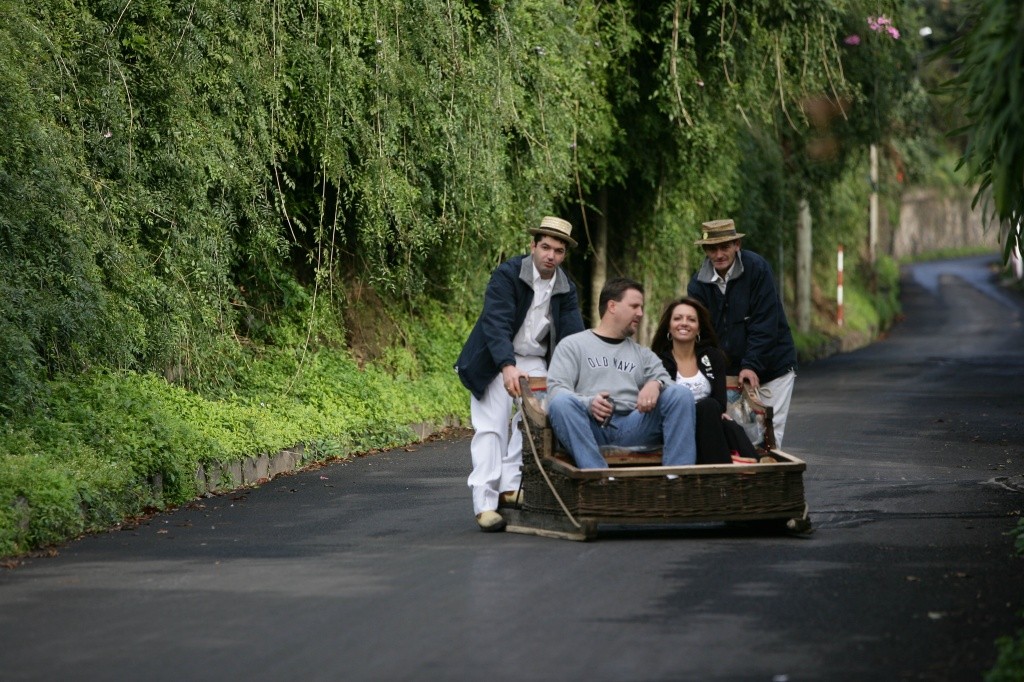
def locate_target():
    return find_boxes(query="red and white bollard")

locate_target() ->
[837,244,844,327]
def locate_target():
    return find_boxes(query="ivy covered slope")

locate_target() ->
[0,0,609,556]
[0,0,924,556]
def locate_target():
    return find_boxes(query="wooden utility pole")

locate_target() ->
[869,143,879,264]
[589,191,608,325]
[796,197,812,333]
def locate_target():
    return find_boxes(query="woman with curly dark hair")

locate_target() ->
[651,297,756,464]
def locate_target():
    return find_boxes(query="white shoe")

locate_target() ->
[498,490,523,508]
[475,511,506,532]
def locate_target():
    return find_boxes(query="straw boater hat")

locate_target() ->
[529,216,577,248]
[694,218,745,246]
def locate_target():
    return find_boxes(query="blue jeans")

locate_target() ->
[547,384,697,469]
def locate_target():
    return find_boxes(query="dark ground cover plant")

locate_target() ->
[0,301,467,557]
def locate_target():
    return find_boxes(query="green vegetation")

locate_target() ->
[950,0,1024,263]
[898,245,999,264]
[0,304,467,557]
[0,0,966,557]
[984,519,1024,682]
[988,632,1024,682]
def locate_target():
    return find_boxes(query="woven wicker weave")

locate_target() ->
[521,450,806,520]
[516,378,808,530]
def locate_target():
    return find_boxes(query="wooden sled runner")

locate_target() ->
[503,377,812,541]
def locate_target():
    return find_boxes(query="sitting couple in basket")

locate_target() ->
[547,277,754,469]
[546,219,796,470]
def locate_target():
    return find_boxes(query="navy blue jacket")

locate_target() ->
[687,250,796,383]
[455,254,585,400]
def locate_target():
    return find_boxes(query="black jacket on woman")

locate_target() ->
[658,345,728,412]
[658,345,756,463]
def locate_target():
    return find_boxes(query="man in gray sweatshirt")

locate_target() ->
[546,277,697,469]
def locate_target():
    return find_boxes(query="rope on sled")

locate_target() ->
[517,394,582,530]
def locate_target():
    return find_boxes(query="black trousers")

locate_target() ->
[695,397,757,464]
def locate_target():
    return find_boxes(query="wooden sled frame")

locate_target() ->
[503,377,812,541]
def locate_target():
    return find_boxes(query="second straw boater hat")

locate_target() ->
[529,216,577,248]
[694,218,745,246]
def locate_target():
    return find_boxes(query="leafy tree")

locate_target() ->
[950,0,1024,260]
[0,0,931,410]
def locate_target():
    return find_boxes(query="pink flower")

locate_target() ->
[866,15,900,39]
[844,34,861,45]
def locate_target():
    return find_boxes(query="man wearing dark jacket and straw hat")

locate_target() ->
[687,218,797,447]
[455,217,585,532]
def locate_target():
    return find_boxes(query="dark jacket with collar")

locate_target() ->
[687,249,797,384]
[657,345,728,412]
[455,254,584,400]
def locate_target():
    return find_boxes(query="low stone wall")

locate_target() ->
[892,187,996,259]
[194,416,465,495]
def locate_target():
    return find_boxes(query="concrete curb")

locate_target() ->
[193,417,465,496]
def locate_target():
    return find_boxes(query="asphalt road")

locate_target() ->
[1,255,1022,682]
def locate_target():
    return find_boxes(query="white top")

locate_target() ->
[675,370,711,401]
[512,263,555,357]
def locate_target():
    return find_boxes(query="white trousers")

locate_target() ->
[762,369,796,449]
[468,355,546,514]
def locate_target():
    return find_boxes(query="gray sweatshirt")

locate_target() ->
[547,330,671,413]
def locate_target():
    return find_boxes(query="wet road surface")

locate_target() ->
[1,255,1022,681]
